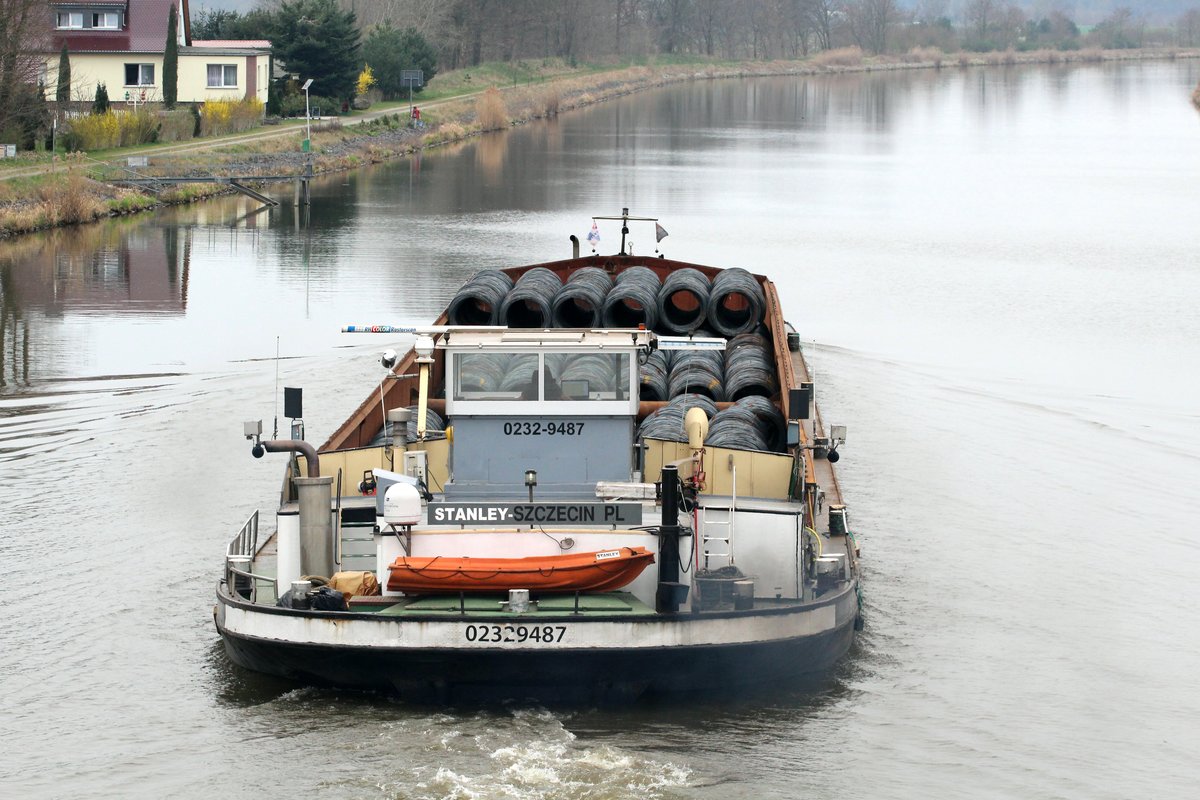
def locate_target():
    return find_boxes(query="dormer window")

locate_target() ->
[92,12,120,29]
[55,9,122,30]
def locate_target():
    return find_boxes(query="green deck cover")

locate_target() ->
[374,591,655,617]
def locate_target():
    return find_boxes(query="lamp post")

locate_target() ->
[301,78,313,149]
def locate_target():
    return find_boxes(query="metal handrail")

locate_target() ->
[227,509,259,558]
[225,563,278,604]
[225,510,268,603]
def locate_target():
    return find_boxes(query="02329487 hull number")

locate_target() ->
[502,421,584,436]
[464,624,567,643]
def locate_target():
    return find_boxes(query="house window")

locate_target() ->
[56,12,83,29]
[206,64,238,88]
[124,64,155,87]
[92,12,120,29]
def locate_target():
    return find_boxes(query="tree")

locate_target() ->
[271,0,361,101]
[363,24,438,100]
[0,0,49,145]
[56,44,71,104]
[93,83,109,114]
[164,5,178,108]
[845,0,898,54]
[1179,9,1200,47]
[192,8,278,40]
[1092,7,1142,49]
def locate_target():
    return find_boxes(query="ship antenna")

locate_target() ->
[272,336,280,439]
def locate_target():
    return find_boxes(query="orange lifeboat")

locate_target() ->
[386,547,656,594]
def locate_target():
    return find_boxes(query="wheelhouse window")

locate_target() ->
[207,64,238,88]
[56,12,83,29]
[454,353,539,401]
[92,12,120,29]
[544,353,630,401]
[124,63,154,87]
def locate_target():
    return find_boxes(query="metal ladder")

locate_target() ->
[701,465,736,568]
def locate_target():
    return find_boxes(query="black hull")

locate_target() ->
[215,602,857,705]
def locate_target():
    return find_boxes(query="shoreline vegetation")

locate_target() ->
[2,47,1197,240]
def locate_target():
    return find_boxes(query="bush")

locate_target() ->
[119,107,158,147]
[62,108,166,150]
[199,98,264,136]
[38,170,103,225]
[475,87,508,131]
[64,112,120,149]
[279,93,340,118]
[158,110,194,143]
[539,88,561,117]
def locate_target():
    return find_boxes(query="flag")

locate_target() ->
[655,223,669,243]
[587,221,601,246]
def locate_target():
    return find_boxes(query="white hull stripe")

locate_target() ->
[221,599,849,652]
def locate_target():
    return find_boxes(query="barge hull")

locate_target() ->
[217,616,856,704]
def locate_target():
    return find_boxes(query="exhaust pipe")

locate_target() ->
[258,439,332,578]
[260,439,320,477]
[570,234,580,259]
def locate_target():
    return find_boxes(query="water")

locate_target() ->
[3,61,1199,798]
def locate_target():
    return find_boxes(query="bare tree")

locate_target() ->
[0,0,50,144]
[844,0,898,54]
[804,0,836,51]
[1178,8,1200,47]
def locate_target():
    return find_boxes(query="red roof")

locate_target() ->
[192,40,270,49]
[51,0,192,53]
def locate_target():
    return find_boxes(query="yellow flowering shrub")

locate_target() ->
[200,98,264,136]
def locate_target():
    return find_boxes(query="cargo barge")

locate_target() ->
[213,212,861,703]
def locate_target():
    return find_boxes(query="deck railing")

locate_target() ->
[225,510,276,603]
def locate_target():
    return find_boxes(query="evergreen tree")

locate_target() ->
[164,5,179,108]
[363,25,438,100]
[56,44,71,105]
[93,83,110,114]
[271,0,361,101]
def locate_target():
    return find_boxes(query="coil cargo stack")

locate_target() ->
[214,212,862,703]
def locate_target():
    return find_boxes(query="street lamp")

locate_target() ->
[301,78,313,147]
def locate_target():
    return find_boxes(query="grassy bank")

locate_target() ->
[2,47,1197,239]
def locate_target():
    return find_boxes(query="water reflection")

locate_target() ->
[0,224,190,388]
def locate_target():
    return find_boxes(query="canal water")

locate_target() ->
[3,60,1199,798]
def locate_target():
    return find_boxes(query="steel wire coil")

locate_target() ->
[667,361,724,401]
[667,348,725,402]
[708,267,766,337]
[555,353,619,389]
[656,268,711,334]
[602,266,661,329]
[723,332,777,400]
[705,406,770,451]
[551,267,613,328]
[500,267,562,328]
[638,350,671,401]
[447,269,514,326]
[458,353,513,392]
[637,394,720,443]
[734,395,787,451]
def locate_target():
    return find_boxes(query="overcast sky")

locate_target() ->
[192,0,260,12]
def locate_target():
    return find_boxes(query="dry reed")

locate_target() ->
[475,87,509,130]
[811,47,864,67]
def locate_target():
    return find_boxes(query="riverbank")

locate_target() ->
[2,46,1196,240]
